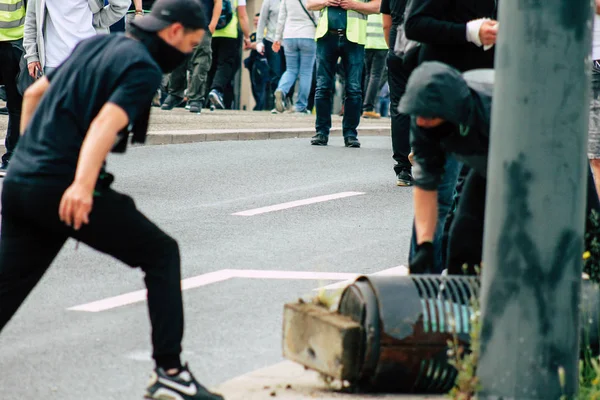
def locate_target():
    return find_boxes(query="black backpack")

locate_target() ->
[217,0,233,30]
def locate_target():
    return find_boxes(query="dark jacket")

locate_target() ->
[404,0,497,72]
[398,62,492,190]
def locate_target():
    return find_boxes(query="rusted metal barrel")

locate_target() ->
[337,275,600,393]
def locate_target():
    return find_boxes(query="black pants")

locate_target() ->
[0,181,183,370]
[387,49,417,174]
[363,49,387,112]
[0,42,23,164]
[447,165,600,275]
[208,36,241,97]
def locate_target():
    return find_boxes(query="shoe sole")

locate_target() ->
[311,141,328,146]
[274,91,285,113]
[208,93,225,109]
[396,179,413,186]
[189,108,201,114]
[345,143,361,148]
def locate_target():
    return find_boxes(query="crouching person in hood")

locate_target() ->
[400,61,599,275]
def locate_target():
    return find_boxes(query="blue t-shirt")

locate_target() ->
[328,7,347,30]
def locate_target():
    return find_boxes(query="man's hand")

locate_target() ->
[409,242,434,274]
[272,41,281,53]
[27,61,42,78]
[256,41,265,54]
[59,182,93,230]
[479,20,498,46]
[339,0,355,10]
[208,20,217,34]
[243,36,252,50]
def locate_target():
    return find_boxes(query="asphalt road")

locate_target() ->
[0,137,414,400]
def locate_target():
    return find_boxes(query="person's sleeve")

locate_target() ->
[93,0,130,29]
[410,120,446,190]
[380,0,391,15]
[256,0,270,42]
[238,0,247,6]
[404,0,468,45]
[275,0,287,42]
[23,2,39,64]
[108,63,162,123]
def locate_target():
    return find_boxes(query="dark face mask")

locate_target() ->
[130,26,188,73]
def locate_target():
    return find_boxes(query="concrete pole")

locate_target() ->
[478,1,594,399]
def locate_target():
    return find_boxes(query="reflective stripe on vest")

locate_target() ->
[213,0,239,39]
[0,0,25,41]
[315,7,368,45]
[365,14,387,50]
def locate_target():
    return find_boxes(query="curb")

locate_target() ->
[146,126,390,145]
[215,361,445,400]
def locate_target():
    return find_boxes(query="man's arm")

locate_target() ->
[133,0,142,12]
[92,0,130,29]
[382,13,392,48]
[307,0,330,12]
[237,6,251,47]
[414,187,438,244]
[20,77,50,134]
[340,0,381,15]
[256,0,270,43]
[23,2,42,77]
[209,0,223,33]
[404,0,469,45]
[58,103,129,230]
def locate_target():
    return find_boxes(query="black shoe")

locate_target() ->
[208,89,225,109]
[344,137,361,148]
[311,134,328,146]
[396,169,414,186]
[161,95,185,110]
[0,161,8,178]
[145,363,224,400]
[188,100,202,114]
[0,107,7,115]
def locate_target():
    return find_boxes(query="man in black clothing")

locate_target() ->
[380,0,415,186]
[401,62,599,274]
[0,1,223,399]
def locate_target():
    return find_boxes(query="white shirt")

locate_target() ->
[44,0,97,68]
[275,0,319,41]
[593,15,600,61]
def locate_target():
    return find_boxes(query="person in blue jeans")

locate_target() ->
[271,0,317,114]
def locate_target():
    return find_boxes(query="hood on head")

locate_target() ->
[398,62,473,126]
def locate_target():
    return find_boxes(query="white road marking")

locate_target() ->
[316,265,409,291]
[68,269,359,313]
[232,192,366,216]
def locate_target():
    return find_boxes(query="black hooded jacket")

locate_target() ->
[404,0,497,72]
[398,62,493,191]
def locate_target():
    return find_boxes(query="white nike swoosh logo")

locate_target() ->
[157,377,198,396]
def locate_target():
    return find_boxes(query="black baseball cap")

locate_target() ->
[132,0,207,32]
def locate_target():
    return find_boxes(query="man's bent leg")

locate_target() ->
[72,190,183,370]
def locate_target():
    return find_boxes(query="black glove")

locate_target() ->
[409,241,434,274]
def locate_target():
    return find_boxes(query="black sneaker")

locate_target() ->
[161,95,185,111]
[396,169,414,186]
[208,89,225,109]
[311,134,328,146]
[188,100,202,114]
[0,107,7,115]
[344,137,361,148]
[145,364,224,400]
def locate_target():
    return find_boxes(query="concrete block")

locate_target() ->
[205,132,239,141]
[171,133,206,144]
[282,302,362,381]
[238,131,270,141]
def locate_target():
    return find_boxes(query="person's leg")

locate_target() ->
[276,39,300,96]
[362,50,373,108]
[161,56,189,110]
[70,189,184,370]
[295,38,317,113]
[187,32,213,112]
[0,183,67,332]
[209,37,239,109]
[387,51,413,183]
[264,39,283,108]
[306,63,317,112]
[0,43,22,167]
[314,35,339,141]
[363,49,381,114]
[340,37,365,142]
[446,170,487,275]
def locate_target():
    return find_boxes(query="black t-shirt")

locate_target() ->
[6,34,162,186]
[380,0,407,49]
[199,0,215,25]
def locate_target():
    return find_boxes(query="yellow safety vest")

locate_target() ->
[0,0,25,41]
[213,0,239,39]
[365,14,387,50]
[315,7,368,45]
